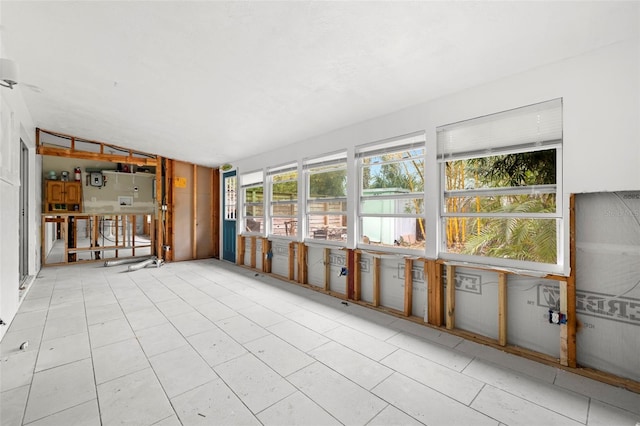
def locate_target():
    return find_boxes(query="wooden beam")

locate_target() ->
[353,251,361,301]
[373,256,381,307]
[155,157,163,260]
[192,164,197,260]
[297,242,307,284]
[498,272,508,347]
[288,241,295,281]
[250,236,257,269]
[262,238,272,273]
[445,265,456,330]
[404,258,413,317]
[324,248,331,291]
[237,235,245,265]
[568,194,578,368]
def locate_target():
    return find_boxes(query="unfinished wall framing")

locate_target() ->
[234,192,639,392]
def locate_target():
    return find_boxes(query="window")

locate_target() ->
[268,163,298,237]
[438,98,562,268]
[241,170,264,234]
[304,152,347,243]
[357,132,426,250]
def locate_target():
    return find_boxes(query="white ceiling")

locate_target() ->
[1,1,637,167]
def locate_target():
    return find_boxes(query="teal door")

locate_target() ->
[222,170,237,262]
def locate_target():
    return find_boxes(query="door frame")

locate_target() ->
[222,170,237,262]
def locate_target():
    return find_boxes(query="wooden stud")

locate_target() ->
[131,215,137,257]
[324,248,331,291]
[211,168,217,259]
[237,235,245,265]
[373,256,381,307]
[445,265,456,330]
[297,242,307,284]
[498,272,508,347]
[434,262,444,326]
[115,215,119,258]
[404,258,413,317]
[192,164,198,260]
[567,194,577,368]
[353,251,361,301]
[262,238,272,273]
[288,242,296,281]
[155,157,164,259]
[250,236,257,269]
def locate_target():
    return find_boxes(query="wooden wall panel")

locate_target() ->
[196,166,215,259]
[172,161,194,261]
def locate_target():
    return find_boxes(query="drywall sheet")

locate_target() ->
[378,257,406,312]
[575,191,640,381]
[507,276,560,357]
[271,240,291,278]
[307,246,325,289]
[445,267,499,340]
[359,253,374,304]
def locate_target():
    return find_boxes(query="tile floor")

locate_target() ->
[1,259,639,426]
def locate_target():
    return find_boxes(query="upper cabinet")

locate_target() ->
[44,180,82,212]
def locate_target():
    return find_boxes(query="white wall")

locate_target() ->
[234,39,640,276]
[0,81,38,340]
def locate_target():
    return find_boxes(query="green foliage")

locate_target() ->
[461,199,557,263]
[310,169,346,198]
[467,149,556,187]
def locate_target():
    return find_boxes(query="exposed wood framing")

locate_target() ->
[192,164,197,260]
[567,194,577,367]
[262,238,272,273]
[237,235,245,265]
[373,256,381,307]
[347,249,354,299]
[297,242,307,284]
[445,264,456,330]
[250,237,257,269]
[288,242,295,281]
[427,260,444,326]
[323,248,330,291]
[212,169,219,259]
[36,128,157,167]
[404,258,413,317]
[498,272,508,347]
[155,157,164,259]
[165,159,174,261]
[353,251,361,301]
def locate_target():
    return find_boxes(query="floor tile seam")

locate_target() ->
[253,387,344,425]
[322,338,402,372]
[478,383,589,424]
[94,363,151,387]
[81,285,105,426]
[552,377,640,415]
[372,373,499,424]
[330,319,401,344]
[21,396,99,426]
[461,354,572,391]
[33,353,93,375]
[281,364,387,426]
[584,396,640,419]
[307,344,397,391]
[382,337,475,374]
[19,292,56,426]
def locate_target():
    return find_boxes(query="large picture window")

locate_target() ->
[241,170,264,235]
[304,152,347,243]
[268,163,298,237]
[438,98,562,268]
[357,132,426,250]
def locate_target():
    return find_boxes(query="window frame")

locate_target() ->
[267,163,299,239]
[241,170,265,236]
[437,99,564,273]
[303,151,348,246]
[356,131,426,253]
